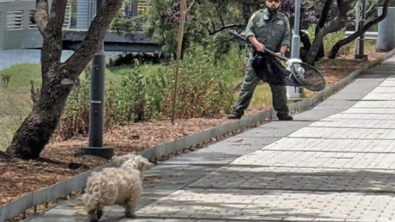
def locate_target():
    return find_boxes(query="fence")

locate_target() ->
[344,31,378,40]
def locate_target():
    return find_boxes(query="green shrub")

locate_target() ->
[54,78,90,141]
[53,42,245,140]
[172,43,235,118]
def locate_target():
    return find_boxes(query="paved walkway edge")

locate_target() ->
[2,49,395,222]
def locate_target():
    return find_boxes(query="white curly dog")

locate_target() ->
[82,153,153,221]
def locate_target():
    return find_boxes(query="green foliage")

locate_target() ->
[53,42,244,141]
[140,0,319,56]
[0,45,255,145]
[110,0,143,32]
[140,0,255,54]
[111,11,140,33]
[141,0,210,53]
[0,64,41,151]
[171,43,235,117]
[54,77,91,141]
[106,66,172,123]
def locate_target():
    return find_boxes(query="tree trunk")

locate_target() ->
[306,0,357,64]
[6,0,123,159]
[0,151,11,160]
[328,0,391,58]
[314,0,334,62]
[306,17,347,64]
[299,31,312,62]
[6,66,74,159]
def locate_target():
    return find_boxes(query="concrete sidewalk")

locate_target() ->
[23,56,395,222]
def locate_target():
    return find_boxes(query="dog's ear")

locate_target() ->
[136,156,153,171]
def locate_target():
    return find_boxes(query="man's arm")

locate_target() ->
[280,45,288,56]
[245,13,265,52]
[280,16,291,55]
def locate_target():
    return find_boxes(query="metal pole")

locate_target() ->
[355,0,367,59]
[89,0,105,148]
[287,0,302,101]
[291,0,301,59]
[354,0,360,56]
[76,0,114,159]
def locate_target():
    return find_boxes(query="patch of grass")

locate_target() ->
[251,84,272,106]
[1,64,42,93]
[0,89,32,151]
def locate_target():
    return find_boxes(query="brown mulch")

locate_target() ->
[0,51,386,215]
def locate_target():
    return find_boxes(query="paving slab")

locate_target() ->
[20,57,395,222]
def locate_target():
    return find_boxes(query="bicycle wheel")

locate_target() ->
[289,62,326,92]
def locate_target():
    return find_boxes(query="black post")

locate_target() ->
[88,44,105,147]
[76,0,114,159]
[355,0,367,60]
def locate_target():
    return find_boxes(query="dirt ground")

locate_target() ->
[0,49,386,214]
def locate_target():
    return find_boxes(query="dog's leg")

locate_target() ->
[88,209,99,222]
[96,204,104,219]
[124,197,137,218]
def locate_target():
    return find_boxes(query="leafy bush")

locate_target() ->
[53,42,245,141]
[54,77,91,141]
[171,44,235,118]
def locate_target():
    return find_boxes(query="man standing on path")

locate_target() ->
[228,0,293,121]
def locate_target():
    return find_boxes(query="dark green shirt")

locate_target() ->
[245,8,291,52]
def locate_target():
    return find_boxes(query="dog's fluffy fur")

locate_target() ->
[82,153,153,221]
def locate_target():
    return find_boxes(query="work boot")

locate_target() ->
[228,112,242,119]
[277,113,293,121]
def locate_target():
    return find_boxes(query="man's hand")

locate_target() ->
[255,42,265,52]
[276,52,284,57]
[248,36,265,52]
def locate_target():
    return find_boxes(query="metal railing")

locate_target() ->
[344,31,378,40]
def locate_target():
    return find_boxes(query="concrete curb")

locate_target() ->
[1,48,395,222]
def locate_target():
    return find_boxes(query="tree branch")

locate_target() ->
[200,22,244,35]
[33,0,49,35]
[39,0,68,77]
[328,0,391,58]
[365,2,378,16]
[307,0,319,10]
[307,0,351,64]
[186,0,197,13]
[64,0,124,78]
[313,0,334,61]
[198,2,244,36]
[215,5,225,28]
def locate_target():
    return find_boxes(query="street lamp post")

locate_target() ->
[76,0,114,159]
[286,0,302,101]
